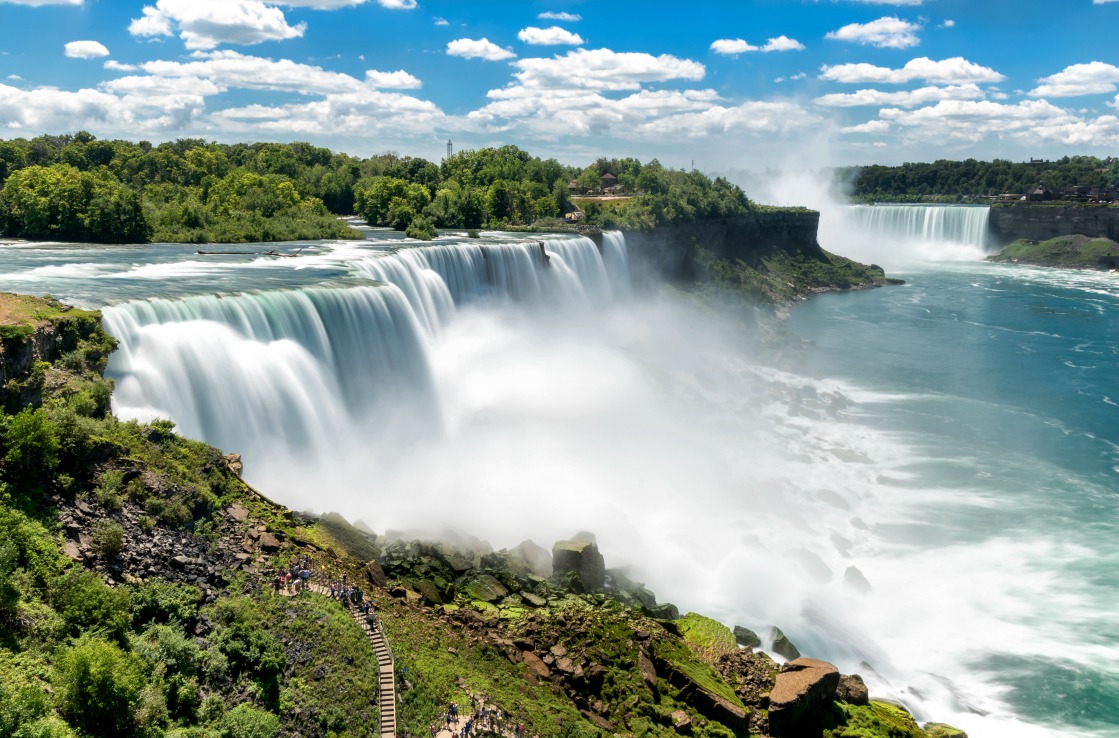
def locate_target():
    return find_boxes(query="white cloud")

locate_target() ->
[0,0,82,5]
[517,26,584,46]
[826,16,922,49]
[211,87,441,136]
[815,83,985,107]
[820,57,1005,85]
[446,38,516,61]
[433,16,448,26]
[635,100,818,138]
[129,0,306,50]
[509,48,704,92]
[711,39,758,54]
[711,36,804,55]
[364,69,421,89]
[763,36,805,52]
[1093,0,1119,4]
[104,60,139,71]
[64,40,110,59]
[842,120,891,134]
[142,50,364,95]
[880,98,1119,146]
[940,19,956,28]
[1030,62,1119,98]
[538,11,581,21]
[0,81,205,134]
[374,0,416,7]
[6,75,22,81]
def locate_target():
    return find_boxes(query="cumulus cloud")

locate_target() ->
[0,81,205,133]
[880,98,1119,146]
[635,100,818,138]
[142,50,365,95]
[517,26,584,46]
[373,0,416,8]
[940,19,956,28]
[826,16,921,49]
[129,0,306,50]
[64,40,110,59]
[842,120,891,134]
[509,48,704,92]
[538,11,581,21]
[446,38,516,61]
[815,83,986,107]
[1030,62,1119,97]
[711,36,804,55]
[820,56,1005,85]
[433,16,448,26]
[104,60,139,71]
[364,69,422,89]
[211,88,441,136]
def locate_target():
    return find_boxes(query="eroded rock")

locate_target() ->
[768,658,840,737]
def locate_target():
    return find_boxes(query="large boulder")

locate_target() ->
[768,626,801,660]
[835,673,869,705]
[364,560,388,587]
[768,658,840,737]
[733,625,762,649]
[552,538,606,592]
[463,574,508,603]
[512,539,553,577]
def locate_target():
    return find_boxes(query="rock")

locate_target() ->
[522,592,546,607]
[638,649,657,691]
[924,723,968,738]
[552,538,606,592]
[511,539,553,577]
[844,566,871,594]
[258,532,282,552]
[670,710,693,734]
[734,625,762,649]
[550,644,568,658]
[63,539,82,561]
[389,586,408,598]
[364,560,388,588]
[171,555,195,569]
[227,503,249,522]
[768,626,801,660]
[409,579,443,606]
[555,657,575,674]
[224,454,243,476]
[768,658,840,738]
[463,574,508,603]
[836,674,869,705]
[579,710,614,732]
[522,651,551,678]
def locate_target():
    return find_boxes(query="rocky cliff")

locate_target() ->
[989,204,1119,247]
[623,210,824,288]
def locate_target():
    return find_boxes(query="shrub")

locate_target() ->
[217,703,280,738]
[51,568,132,642]
[405,215,438,240]
[131,580,202,626]
[10,715,79,738]
[2,408,59,490]
[54,635,147,738]
[90,519,124,559]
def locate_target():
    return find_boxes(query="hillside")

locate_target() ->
[0,294,962,738]
[988,235,1119,270]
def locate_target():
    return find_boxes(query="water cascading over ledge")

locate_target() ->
[846,204,991,251]
[103,234,630,473]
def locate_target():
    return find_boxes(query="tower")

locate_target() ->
[447,139,453,159]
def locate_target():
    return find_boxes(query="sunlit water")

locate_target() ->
[0,217,1114,737]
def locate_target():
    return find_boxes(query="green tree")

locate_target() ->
[55,635,147,738]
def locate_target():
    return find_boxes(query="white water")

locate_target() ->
[11,225,1102,738]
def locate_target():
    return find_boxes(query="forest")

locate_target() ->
[0,133,755,244]
[834,156,1119,202]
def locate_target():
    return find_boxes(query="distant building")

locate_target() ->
[1028,183,1054,202]
[1026,158,1051,166]
[599,173,618,189]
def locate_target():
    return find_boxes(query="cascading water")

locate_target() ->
[0,225,1114,738]
[822,204,992,268]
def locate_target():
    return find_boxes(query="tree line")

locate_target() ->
[0,133,757,244]
[834,156,1119,202]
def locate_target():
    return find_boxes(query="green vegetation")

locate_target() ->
[988,235,1119,269]
[836,155,1119,202]
[824,701,926,738]
[675,612,737,663]
[0,134,759,243]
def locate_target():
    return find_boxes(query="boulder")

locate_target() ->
[258,532,282,552]
[522,651,551,678]
[924,723,968,738]
[224,454,243,476]
[463,574,508,603]
[512,539,553,577]
[552,538,606,592]
[734,625,762,649]
[364,560,388,588]
[844,566,871,594]
[670,710,693,734]
[835,674,869,705]
[638,648,657,691]
[768,658,840,738]
[768,626,801,660]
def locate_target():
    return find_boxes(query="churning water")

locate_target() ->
[0,213,1114,737]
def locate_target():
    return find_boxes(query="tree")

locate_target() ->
[55,635,147,738]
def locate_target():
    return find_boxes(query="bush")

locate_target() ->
[2,408,59,491]
[90,519,124,559]
[54,635,147,738]
[405,215,438,240]
[51,569,132,642]
[131,580,202,626]
[10,715,79,738]
[217,703,279,738]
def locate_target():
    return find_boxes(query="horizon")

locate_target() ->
[1,0,1118,171]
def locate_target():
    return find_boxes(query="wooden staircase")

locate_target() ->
[308,581,396,737]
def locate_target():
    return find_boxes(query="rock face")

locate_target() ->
[768,626,801,660]
[768,658,841,737]
[511,539,552,577]
[551,539,605,592]
[733,625,762,648]
[835,673,869,705]
[988,203,1119,247]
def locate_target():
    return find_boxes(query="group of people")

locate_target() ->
[273,555,314,594]
[430,696,527,738]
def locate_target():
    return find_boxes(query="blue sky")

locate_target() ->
[1,0,1118,170]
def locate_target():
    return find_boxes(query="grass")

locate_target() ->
[675,612,737,664]
[824,701,928,738]
[990,235,1119,269]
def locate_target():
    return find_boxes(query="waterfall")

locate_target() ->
[103,233,632,476]
[819,204,991,269]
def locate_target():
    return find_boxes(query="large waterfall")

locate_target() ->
[821,204,991,268]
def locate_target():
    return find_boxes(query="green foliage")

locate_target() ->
[405,214,438,240]
[354,176,431,228]
[675,612,737,663]
[989,235,1119,269]
[90,519,125,559]
[51,568,132,642]
[217,703,280,738]
[824,700,927,738]
[54,634,147,738]
[838,155,1119,201]
[2,408,60,489]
